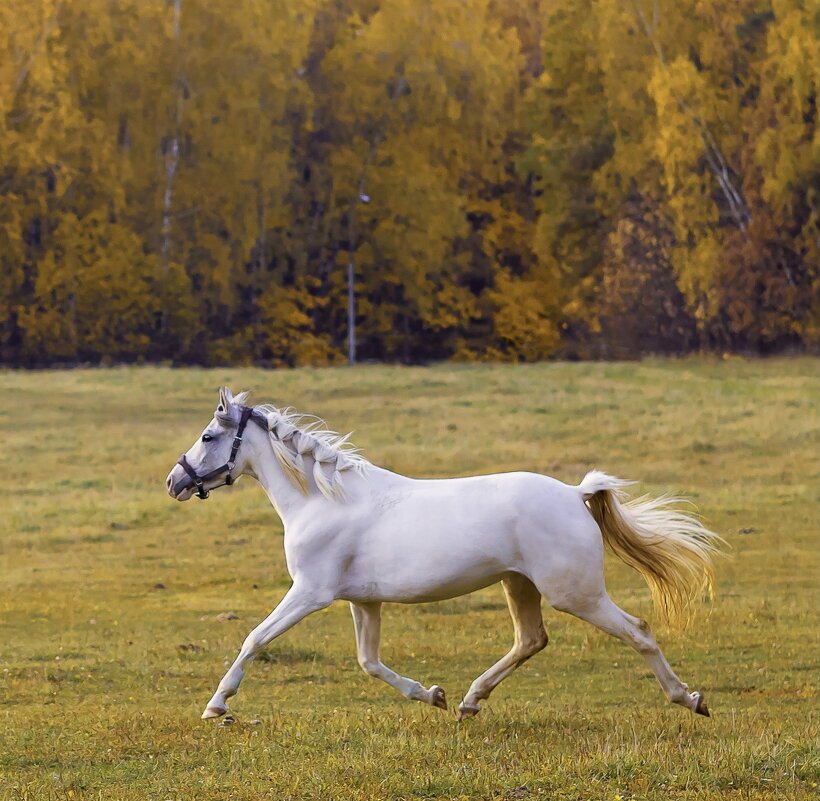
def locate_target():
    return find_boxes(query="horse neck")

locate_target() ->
[244,427,391,521]
[244,432,311,523]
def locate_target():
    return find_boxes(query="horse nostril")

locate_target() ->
[166,474,174,493]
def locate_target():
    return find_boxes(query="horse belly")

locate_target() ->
[339,489,521,603]
[343,562,511,604]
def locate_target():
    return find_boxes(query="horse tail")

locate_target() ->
[577,470,725,626]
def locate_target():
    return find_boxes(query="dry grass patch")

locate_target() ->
[0,358,817,800]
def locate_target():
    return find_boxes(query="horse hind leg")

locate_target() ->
[553,592,709,716]
[350,601,447,711]
[457,573,548,721]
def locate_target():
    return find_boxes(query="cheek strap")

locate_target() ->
[176,406,262,500]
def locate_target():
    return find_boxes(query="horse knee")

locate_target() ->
[517,627,548,660]
[527,628,549,654]
[630,620,657,655]
[240,631,264,659]
[358,657,381,678]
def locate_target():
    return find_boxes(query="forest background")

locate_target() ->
[1,0,818,366]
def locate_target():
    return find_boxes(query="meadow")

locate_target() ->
[0,358,817,801]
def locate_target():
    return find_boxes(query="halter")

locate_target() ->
[176,405,268,500]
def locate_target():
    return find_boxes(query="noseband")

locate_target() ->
[176,405,268,499]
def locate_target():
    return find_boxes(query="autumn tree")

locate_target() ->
[0,0,816,365]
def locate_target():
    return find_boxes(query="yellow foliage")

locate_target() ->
[257,283,339,367]
[0,0,817,363]
[488,271,560,361]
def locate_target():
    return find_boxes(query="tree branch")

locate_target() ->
[631,0,751,232]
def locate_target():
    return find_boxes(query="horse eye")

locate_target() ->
[202,433,214,443]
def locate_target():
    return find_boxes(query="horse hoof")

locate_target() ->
[430,685,447,710]
[693,692,710,717]
[455,702,480,722]
[201,705,228,720]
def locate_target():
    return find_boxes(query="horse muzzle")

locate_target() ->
[166,467,196,501]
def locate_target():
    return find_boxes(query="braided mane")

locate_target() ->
[223,392,369,501]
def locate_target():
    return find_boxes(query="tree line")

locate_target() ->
[1,0,818,366]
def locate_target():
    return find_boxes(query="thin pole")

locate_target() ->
[347,239,356,365]
[161,0,183,271]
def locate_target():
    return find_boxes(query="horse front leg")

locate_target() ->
[350,601,447,711]
[202,584,330,720]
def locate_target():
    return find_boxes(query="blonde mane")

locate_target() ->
[223,392,369,501]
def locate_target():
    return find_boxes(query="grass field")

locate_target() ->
[1,359,818,801]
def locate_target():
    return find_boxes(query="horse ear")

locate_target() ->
[217,386,234,413]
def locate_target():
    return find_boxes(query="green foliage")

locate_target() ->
[0,0,817,364]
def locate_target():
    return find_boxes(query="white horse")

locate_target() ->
[165,387,723,722]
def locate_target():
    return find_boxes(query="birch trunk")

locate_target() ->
[631,0,751,232]
[161,0,182,270]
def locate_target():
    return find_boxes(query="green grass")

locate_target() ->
[0,358,818,800]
